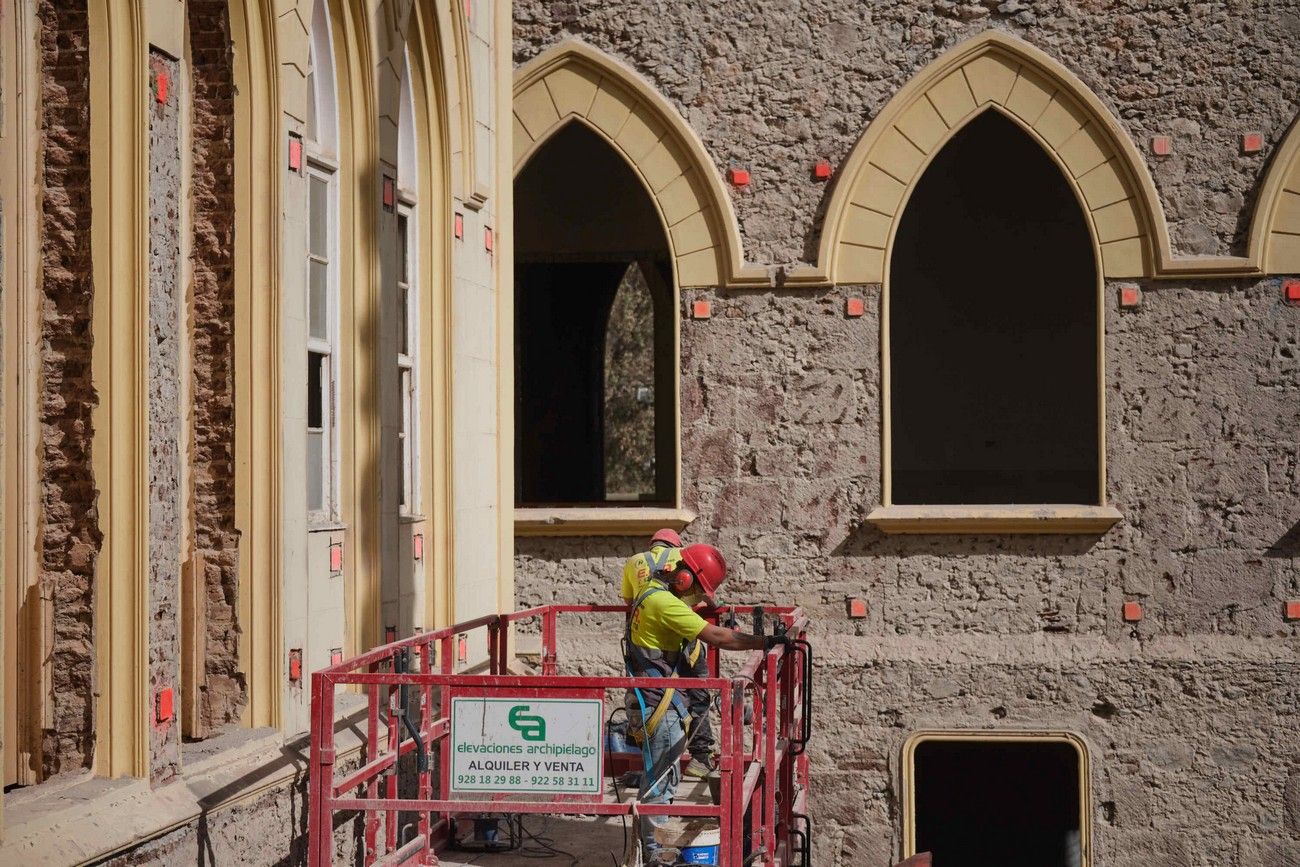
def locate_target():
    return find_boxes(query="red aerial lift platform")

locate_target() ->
[307,603,813,867]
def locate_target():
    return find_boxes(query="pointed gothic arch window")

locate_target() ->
[514,122,676,507]
[889,110,1100,506]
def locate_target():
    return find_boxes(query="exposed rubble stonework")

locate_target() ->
[516,280,1300,865]
[148,50,183,786]
[37,0,100,778]
[187,0,247,733]
[514,3,1300,263]
[514,8,1300,864]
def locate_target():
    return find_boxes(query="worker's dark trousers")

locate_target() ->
[686,640,714,762]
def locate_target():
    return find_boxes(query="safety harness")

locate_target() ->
[624,579,703,798]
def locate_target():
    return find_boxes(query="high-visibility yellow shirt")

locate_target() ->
[629,580,707,651]
[620,547,682,602]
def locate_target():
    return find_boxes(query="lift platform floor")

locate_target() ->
[436,775,720,866]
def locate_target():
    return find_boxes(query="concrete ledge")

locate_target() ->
[514,506,697,537]
[866,504,1123,535]
[0,703,368,865]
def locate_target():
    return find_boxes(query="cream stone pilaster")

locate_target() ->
[1,0,43,797]
[89,0,150,778]
[231,0,287,731]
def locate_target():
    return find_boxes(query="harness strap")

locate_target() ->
[625,583,689,736]
[644,546,673,574]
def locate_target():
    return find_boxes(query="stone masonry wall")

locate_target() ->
[187,0,246,733]
[148,50,182,786]
[38,0,101,778]
[515,1,1300,263]
[513,10,1300,861]
[517,280,1300,865]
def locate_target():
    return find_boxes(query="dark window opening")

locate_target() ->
[913,739,1084,867]
[514,122,675,507]
[890,110,1098,505]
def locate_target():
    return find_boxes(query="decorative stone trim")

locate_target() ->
[514,506,696,537]
[814,30,1300,282]
[819,31,1163,282]
[866,504,1123,535]
[513,40,765,288]
[1257,114,1300,273]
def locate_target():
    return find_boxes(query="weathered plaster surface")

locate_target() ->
[188,0,246,733]
[38,0,101,778]
[515,279,1300,863]
[514,1,1300,263]
[513,8,1300,862]
[149,50,183,786]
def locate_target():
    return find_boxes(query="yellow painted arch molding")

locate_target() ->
[815,30,1299,282]
[513,39,765,288]
[1257,112,1300,273]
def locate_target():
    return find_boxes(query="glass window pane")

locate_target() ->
[401,369,412,508]
[397,214,408,285]
[308,351,325,430]
[307,430,324,512]
[310,176,328,257]
[306,68,317,144]
[310,259,328,340]
[399,285,409,357]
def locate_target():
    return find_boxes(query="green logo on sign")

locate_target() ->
[508,705,546,741]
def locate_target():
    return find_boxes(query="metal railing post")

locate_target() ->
[308,671,336,867]
[764,651,779,859]
[365,662,381,866]
[541,609,558,675]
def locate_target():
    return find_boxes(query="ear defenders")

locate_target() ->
[669,566,696,595]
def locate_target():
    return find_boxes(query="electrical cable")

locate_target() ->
[509,814,580,864]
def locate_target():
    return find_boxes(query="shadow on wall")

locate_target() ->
[1267,517,1300,557]
[832,522,1103,558]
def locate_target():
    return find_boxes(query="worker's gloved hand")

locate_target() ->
[764,634,793,651]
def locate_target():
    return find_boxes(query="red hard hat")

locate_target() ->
[650,528,682,549]
[678,543,727,601]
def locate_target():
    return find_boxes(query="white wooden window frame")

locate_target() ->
[396,196,419,515]
[304,0,340,525]
[305,159,339,524]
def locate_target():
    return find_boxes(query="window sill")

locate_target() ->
[515,506,697,537]
[866,504,1123,535]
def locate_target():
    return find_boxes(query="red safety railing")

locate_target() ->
[308,603,812,867]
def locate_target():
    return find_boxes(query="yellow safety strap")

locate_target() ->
[644,641,701,737]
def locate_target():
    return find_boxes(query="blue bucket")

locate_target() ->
[679,829,720,864]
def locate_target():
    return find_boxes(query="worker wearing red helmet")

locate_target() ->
[624,542,790,863]
[620,529,716,778]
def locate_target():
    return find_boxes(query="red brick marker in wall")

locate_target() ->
[1123,601,1144,622]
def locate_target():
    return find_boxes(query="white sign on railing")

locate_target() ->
[449,696,604,795]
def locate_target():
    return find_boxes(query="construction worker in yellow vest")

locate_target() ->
[620,530,715,779]
[624,543,792,863]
